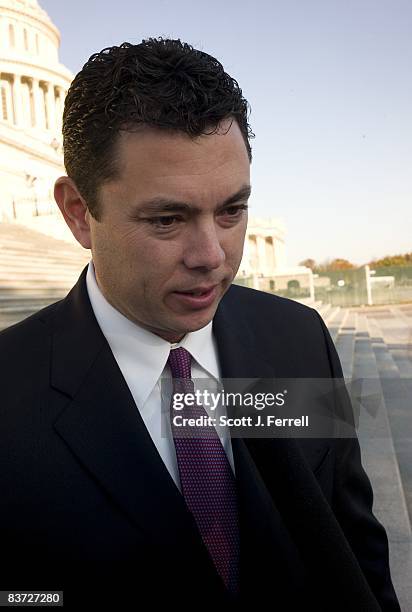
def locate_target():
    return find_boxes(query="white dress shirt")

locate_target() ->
[85,261,235,491]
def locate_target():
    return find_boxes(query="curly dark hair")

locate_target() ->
[62,37,254,220]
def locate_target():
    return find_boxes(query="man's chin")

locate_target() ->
[176,312,215,334]
[168,306,218,338]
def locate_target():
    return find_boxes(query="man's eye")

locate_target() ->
[222,204,248,217]
[147,216,181,228]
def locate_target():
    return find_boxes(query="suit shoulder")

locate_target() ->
[226,283,318,321]
[221,284,333,377]
[0,299,61,351]
[0,301,62,401]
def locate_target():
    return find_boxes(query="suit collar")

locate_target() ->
[48,266,107,398]
[49,267,277,399]
[85,260,221,407]
[213,285,277,381]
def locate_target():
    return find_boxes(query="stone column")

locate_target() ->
[275,239,285,269]
[237,234,248,275]
[308,270,315,301]
[55,85,65,130]
[44,81,56,130]
[31,78,44,128]
[12,74,24,126]
[256,235,267,276]
[252,274,260,290]
[264,237,275,273]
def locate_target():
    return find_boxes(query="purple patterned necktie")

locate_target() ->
[168,347,240,595]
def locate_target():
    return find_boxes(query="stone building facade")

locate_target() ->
[239,216,286,277]
[0,0,72,222]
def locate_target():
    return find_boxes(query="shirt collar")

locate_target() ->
[85,261,220,406]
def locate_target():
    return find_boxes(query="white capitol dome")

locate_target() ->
[0,0,72,222]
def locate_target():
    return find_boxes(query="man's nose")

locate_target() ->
[183,223,226,270]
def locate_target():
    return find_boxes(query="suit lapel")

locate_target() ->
[213,288,381,609]
[47,267,226,588]
[213,288,276,381]
[213,292,308,598]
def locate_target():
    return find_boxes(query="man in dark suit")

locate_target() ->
[0,38,400,610]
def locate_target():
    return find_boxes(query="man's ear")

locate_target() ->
[54,176,92,249]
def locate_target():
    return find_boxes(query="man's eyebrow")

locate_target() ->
[137,184,252,213]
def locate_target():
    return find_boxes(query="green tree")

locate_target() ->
[368,252,412,267]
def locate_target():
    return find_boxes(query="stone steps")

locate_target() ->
[324,305,341,325]
[354,316,410,498]
[384,306,412,379]
[0,277,82,287]
[334,311,357,380]
[315,302,332,319]
[0,223,88,327]
[367,317,412,515]
[0,223,89,260]
[0,252,88,266]
[328,308,349,344]
[0,297,62,317]
[333,311,412,609]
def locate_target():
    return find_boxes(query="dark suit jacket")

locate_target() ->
[0,267,400,611]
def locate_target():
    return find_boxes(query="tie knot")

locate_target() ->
[167,347,192,379]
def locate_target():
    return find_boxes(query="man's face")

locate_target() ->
[87,118,251,343]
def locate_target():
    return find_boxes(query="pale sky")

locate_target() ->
[40,0,412,266]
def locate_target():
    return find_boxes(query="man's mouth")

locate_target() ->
[171,285,219,309]
[174,285,218,296]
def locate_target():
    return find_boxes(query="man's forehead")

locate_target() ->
[109,121,250,204]
[116,119,247,164]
